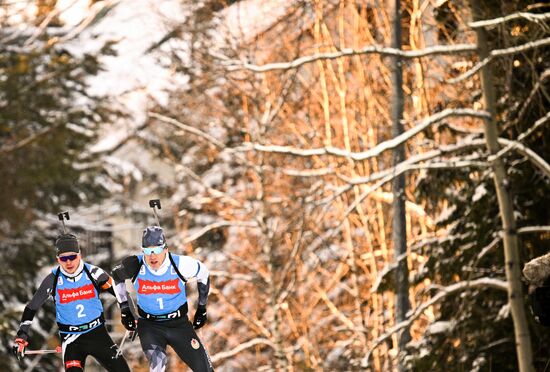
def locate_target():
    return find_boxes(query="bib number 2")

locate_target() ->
[76,304,86,318]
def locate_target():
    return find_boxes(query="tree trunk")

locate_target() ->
[390,0,411,370]
[469,2,534,371]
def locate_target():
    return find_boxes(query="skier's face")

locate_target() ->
[57,252,81,273]
[143,248,167,269]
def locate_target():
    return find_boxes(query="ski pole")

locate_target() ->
[57,212,70,233]
[115,330,135,359]
[149,199,162,227]
[25,346,62,355]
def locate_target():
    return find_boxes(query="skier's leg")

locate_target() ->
[138,319,169,372]
[61,333,87,371]
[86,326,131,372]
[167,318,213,372]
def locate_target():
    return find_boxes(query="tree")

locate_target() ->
[390,2,412,370]
[0,3,120,370]
[138,0,550,370]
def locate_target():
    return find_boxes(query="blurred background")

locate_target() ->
[0,0,549,371]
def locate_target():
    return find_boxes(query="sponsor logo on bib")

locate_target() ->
[58,284,96,304]
[137,279,180,295]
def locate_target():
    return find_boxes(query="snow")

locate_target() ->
[59,0,188,137]
[104,155,143,182]
[219,0,295,44]
[435,204,456,225]
[426,320,454,335]
[472,184,487,202]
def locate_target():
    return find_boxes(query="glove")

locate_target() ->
[193,305,207,329]
[120,302,137,331]
[12,333,28,361]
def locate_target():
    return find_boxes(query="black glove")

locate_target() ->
[193,305,207,329]
[120,302,137,331]
[11,331,28,361]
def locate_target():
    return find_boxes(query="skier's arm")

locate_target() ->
[89,265,116,297]
[111,255,141,304]
[178,256,210,306]
[16,273,55,338]
[111,256,140,331]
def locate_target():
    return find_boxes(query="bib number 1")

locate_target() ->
[157,298,164,310]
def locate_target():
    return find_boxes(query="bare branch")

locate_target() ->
[211,287,272,338]
[91,121,152,155]
[209,270,256,282]
[448,37,550,83]
[0,122,63,154]
[225,43,477,73]
[211,338,275,364]
[362,278,508,367]
[518,226,550,234]
[182,220,259,245]
[469,11,550,29]
[24,0,79,46]
[175,163,244,209]
[496,138,550,180]
[149,112,226,149]
[510,69,550,130]
[237,109,489,161]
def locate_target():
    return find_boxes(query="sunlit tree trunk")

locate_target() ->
[390,1,411,370]
[469,1,533,371]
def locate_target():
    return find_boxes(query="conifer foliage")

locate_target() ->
[0,6,119,371]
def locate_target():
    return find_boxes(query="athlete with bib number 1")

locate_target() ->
[11,212,131,371]
[112,199,214,372]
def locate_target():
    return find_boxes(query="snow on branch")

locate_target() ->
[448,36,550,83]
[513,105,550,143]
[237,109,489,161]
[518,226,550,234]
[362,277,508,368]
[225,43,477,73]
[469,11,550,29]
[496,138,550,180]
[176,163,244,209]
[210,338,275,364]
[91,121,152,155]
[510,69,550,130]
[149,112,226,149]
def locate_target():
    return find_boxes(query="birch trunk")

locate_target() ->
[469,2,533,371]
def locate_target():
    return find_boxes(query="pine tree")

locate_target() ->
[410,1,550,369]
[0,14,120,372]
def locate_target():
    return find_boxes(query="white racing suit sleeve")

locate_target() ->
[178,256,210,306]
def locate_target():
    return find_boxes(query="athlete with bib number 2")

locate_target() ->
[12,232,131,371]
[112,225,214,372]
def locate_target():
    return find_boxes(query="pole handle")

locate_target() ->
[148,199,161,227]
[57,211,70,234]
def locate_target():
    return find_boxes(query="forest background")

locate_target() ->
[0,0,549,371]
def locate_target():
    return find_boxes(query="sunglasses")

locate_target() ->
[142,245,165,255]
[58,254,78,262]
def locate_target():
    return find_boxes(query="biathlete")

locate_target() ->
[112,225,213,372]
[12,233,131,371]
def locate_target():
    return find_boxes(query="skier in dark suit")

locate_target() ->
[12,233,131,371]
[112,226,213,372]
